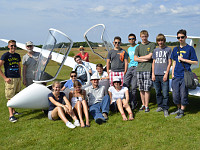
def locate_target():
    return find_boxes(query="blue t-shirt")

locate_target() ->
[128,44,139,67]
[48,92,65,111]
[171,44,198,78]
[152,46,172,75]
[64,79,83,89]
[1,52,21,78]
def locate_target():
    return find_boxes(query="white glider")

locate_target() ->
[1,24,112,109]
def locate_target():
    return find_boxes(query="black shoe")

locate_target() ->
[9,116,17,123]
[95,118,106,125]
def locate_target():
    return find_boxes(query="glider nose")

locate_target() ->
[7,83,51,109]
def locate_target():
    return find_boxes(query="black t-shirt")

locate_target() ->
[1,52,21,78]
[48,92,65,111]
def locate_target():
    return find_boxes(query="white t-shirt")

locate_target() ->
[108,86,128,103]
[93,71,108,78]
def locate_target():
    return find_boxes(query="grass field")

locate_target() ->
[0,47,200,150]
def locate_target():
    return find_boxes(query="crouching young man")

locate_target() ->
[85,74,110,124]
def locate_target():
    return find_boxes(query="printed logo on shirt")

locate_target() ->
[117,51,125,62]
[155,51,167,64]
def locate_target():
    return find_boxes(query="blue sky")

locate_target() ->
[1,0,200,46]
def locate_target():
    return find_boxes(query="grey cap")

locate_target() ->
[26,41,33,46]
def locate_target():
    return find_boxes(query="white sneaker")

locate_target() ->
[66,121,76,129]
[74,120,81,127]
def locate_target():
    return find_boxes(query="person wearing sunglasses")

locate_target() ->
[22,41,40,87]
[170,29,198,118]
[134,30,156,113]
[106,36,128,86]
[0,40,21,122]
[123,33,139,110]
[76,46,89,62]
[61,71,83,91]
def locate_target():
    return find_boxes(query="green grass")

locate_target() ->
[0,48,200,150]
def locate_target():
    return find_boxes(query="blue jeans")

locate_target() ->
[123,66,137,103]
[153,75,169,110]
[89,95,110,121]
[171,77,188,106]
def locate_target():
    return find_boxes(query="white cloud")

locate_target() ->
[90,6,105,12]
[155,5,167,14]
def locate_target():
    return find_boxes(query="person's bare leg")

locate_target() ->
[144,91,150,107]
[51,107,69,124]
[74,101,85,127]
[67,105,78,121]
[8,107,14,117]
[122,99,134,120]
[116,99,127,121]
[140,91,145,106]
[82,100,90,126]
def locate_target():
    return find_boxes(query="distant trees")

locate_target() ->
[0,41,181,51]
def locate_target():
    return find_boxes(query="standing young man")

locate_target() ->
[0,40,21,122]
[107,36,128,86]
[171,29,198,118]
[152,34,172,117]
[134,30,156,112]
[22,41,40,87]
[123,33,139,109]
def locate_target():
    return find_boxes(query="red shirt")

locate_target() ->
[76,52,89,62]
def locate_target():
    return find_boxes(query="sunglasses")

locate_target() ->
[114,42,121,44]
[177,36,185,39]
[129,38,135,40]
[80,49,84,51]
[10,45,17,47]
[71,75,77,77]
[27,45,33,47]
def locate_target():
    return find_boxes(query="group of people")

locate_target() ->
[0,40,39,122]
[0,29,198,127]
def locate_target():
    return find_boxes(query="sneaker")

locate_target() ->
[156,107,163,112]
[13,111,22,115]
[95,118,106,125]
[102,113,108,120]
[145,107,150,113]
[9,116,17,123]
[175,113,184,119]
[170,109,180,115]
[164,110,169,117]
[139,105,145,111]
[66,121,76,129]
[74,120,81,127]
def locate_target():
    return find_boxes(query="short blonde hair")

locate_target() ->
[8,40,16,45]
[52,81,61,88]
[156,34,166,43]
[140,30,149,36]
